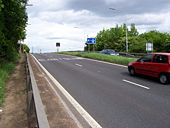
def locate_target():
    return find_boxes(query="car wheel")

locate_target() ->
[129,67,135,76]
[159,73,168,84]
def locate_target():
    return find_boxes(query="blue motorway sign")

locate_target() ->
[87,38,96,44]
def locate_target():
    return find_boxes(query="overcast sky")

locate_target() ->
[25,0,170,53]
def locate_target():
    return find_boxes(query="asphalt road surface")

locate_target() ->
[33,53,170,128]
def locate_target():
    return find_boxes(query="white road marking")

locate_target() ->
[60,54,127,68]
[58,58,63,60]
[63,58,72,60]
[38,59,46,62]
[88,59,127,68]
[44,77,83,128]
[47,58,58,61]
[32,55,102,128]
[75,63,83,67]
[75,57,84,60]
[62,57,84,61]
[123,79,150,90]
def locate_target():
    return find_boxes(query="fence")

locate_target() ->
[26,54,50,128]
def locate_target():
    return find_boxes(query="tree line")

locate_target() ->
[0,0,28,61]
[86,24,170,53]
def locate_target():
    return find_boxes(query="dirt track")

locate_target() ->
[0,54,79,128]
[0,54,28,128]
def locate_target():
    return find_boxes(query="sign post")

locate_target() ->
[86,38,96,52]
[146,42,153,53]
[56,42,60,52]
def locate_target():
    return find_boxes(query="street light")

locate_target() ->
[109,8,117,11]
[24,2,33,53]
[26,4,33,6]
[109,8,129,52]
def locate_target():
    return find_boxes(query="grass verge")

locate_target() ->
[0,62,15,106]
[59,52,137,65]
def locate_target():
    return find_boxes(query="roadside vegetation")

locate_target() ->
[61,24,170,67]
[0,0,29,106]
[59,52,136,66]
[0,62,15,106]
[85,24,170,53]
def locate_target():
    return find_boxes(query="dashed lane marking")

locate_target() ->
[123,79,150,90]
[75,64,83,67]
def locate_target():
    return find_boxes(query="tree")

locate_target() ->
[128,36,146,53]
[0,0,28,61]
[95,24,131,52]
[139,31,170,52]
[129,23,139,36]
[22,43,30,53]
[95,23,170,53]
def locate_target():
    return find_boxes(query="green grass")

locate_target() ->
[59,51,137,65]
[0,62,15,106]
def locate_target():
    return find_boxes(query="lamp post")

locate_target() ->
[126,27,128,52]
[25,2,33,53]
[26,4,33,6]
[109,8,129,52]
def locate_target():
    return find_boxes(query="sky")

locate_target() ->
[25,0,170,53]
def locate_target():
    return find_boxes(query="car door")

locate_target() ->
[135,54,153,75]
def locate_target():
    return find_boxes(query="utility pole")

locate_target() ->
[109,7,129,53]
[126,27,128,52]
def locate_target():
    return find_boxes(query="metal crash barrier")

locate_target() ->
[26,54,50,128]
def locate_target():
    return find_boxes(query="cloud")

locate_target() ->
[67,0,170,16]
[26,0,170,52]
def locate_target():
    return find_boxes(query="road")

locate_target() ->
[33,53,170,128]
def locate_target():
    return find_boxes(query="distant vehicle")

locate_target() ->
[128,53,170,84]
[100,49,119,56]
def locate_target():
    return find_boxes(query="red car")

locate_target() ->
[128,53,170,84]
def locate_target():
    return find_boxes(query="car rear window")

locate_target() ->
[153,55,168,63]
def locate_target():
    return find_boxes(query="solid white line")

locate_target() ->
[75,63,83,67]
[44,76,83,128]
[123,79,150,90]
[32,54,102,128]
[87,58,127,68]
